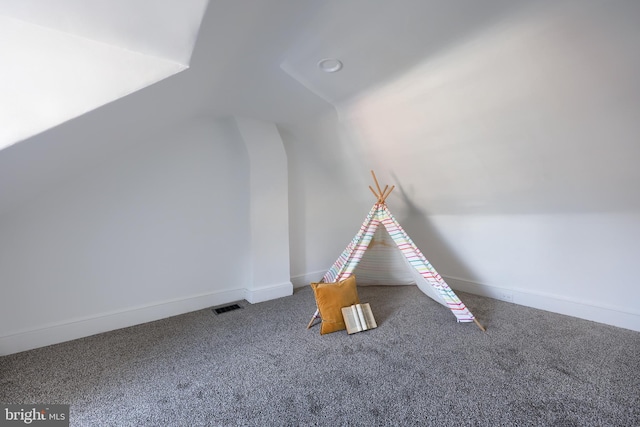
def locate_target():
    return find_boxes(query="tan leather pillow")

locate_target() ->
[310,275,360,335]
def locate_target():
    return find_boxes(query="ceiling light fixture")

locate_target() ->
[317,58,343,73]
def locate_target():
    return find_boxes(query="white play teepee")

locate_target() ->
[308,171,485,331]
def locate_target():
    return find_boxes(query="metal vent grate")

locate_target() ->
[213,304,242,315]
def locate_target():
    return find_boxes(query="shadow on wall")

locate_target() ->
[391,173,477,285]
[279,115,374,279]
[280,125,307,279]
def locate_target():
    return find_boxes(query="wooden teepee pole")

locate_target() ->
[473,318,486,332]
[369,185,380,200]
[381,185,395,203]
[307,309,320,329]
[381,184,389,199]
[371,170,383,198]
[369,171,395,204]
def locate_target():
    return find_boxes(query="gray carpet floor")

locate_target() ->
[1,286,639,426]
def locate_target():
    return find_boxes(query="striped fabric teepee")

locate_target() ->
[308,171,485,331]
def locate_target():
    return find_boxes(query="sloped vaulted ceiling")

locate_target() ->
[0,0,208,150]
[2,0,639,217]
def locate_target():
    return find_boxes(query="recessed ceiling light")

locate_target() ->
[318,58,343,73]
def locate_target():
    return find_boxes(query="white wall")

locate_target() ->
[282,1,640,331]
[235,117,293,302]
[394,210,640,331]
[0,118,251,355]
[279,111,375,285]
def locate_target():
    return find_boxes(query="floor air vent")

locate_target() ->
[213,304,242,315]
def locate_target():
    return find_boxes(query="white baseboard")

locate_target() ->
[291,270,326,288]
[1,281,298,356]
[244,281,293,303]
[0,288,245,356]
[8,273,634,356]
[443,275,640,332]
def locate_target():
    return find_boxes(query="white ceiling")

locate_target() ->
[0,0,207,150]
[186,0,526,122]
[2,0,639,216]
[0,0,543,148]
[279,0,518,105]
[0,0,208,63]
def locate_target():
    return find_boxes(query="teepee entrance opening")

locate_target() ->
[352,225,416,286]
